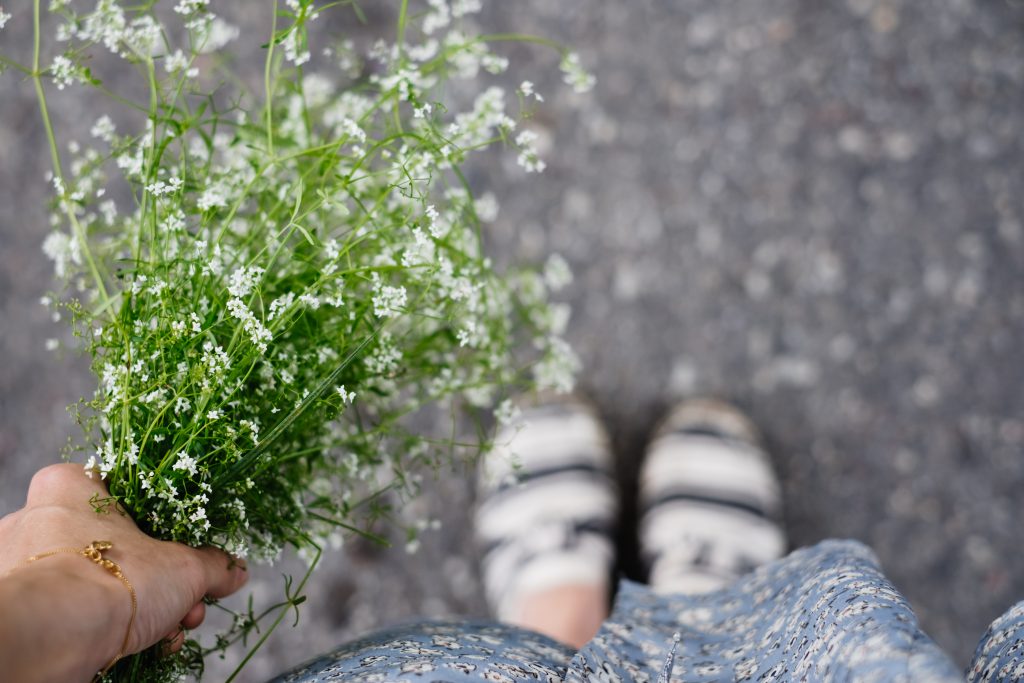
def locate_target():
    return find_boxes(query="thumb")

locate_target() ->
[192,546,248,599]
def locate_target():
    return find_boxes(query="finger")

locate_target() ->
[193,546,248,599]
[181,602,206,630]
[162,627,186,656]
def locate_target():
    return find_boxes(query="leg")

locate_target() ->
[513,583,608,649]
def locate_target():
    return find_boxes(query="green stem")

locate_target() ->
[136,56,161,262]
[264,0,278,157]
[307,512,389,545]
[224,547,321,682]
[396,0,409,51]
[0,53,32,76]
[31,0,110,305]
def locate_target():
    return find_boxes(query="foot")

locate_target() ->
[639,399,786,594]
[474,397,617,632]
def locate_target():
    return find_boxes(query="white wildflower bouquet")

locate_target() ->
[0,0,591,679]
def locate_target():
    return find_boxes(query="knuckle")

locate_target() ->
[28,463,73,494]
[171,543,209,595]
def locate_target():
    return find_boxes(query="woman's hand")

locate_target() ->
[0,463,248,681]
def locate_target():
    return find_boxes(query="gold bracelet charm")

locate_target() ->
[18,541,137,681]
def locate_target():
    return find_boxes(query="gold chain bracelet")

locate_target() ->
[14,541,137,682]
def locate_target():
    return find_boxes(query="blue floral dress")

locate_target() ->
[269,540,1023,682]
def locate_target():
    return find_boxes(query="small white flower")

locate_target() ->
[475,192,499,222]
[190,506,210,532]
[173,0,208,14]
[125,440,140,465]
[42,230,81,279]
[515,130,546,173]
[407,40,439,63]
[422,0,450,34]
[197,182,229,211]
[519,80,543,102]
[228,266,264,298]
[196,17,239,54]
[425,204,443,238]
[282,29,310,65]
[125,15,161,56]
[560,52,596,94]
[207,409,221,420]
[543,253,573,292]
[164,49,197,77]
[494,399,523,428]
[451,0,482,16]
[533,336,580,393]
[239,419,260,443]
[172,452,199,476]
[335,385,356,404]
[50,55,83,90]
[146,176,183,197]
[0,8,10,31]
[268,292,296,321]
[45,338,59,351]
[370,273,408,318]
[482,54,509,74]
[227,297,273,353]
[456,320,484,348]
[90,115,116,142]
[99,200,118,225]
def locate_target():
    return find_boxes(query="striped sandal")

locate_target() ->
[639,399,787,594]
[474,397,618,623]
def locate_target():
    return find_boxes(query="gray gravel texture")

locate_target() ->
[3,0,1024,679]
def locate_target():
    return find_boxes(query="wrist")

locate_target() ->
[0,553,132,682]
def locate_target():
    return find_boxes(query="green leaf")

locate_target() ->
[290,221,316,245]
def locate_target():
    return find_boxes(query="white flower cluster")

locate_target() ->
[335,385,356,404]
[50,55,85,90]
[90,115,116,142]
[41,230,81,278]
[146,176,183,197]
[194,17,239,54]
[515,130,546,173]
[370,273,408,318]
[561,52,596,94]
[173,0,208,15]
[46,0,241,91]
[165,50,198,77]
[227,297,273,353]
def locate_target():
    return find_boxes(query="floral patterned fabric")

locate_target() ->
[269,621,573,683]
[968,601,1024,682]
[270,540,1016,682]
